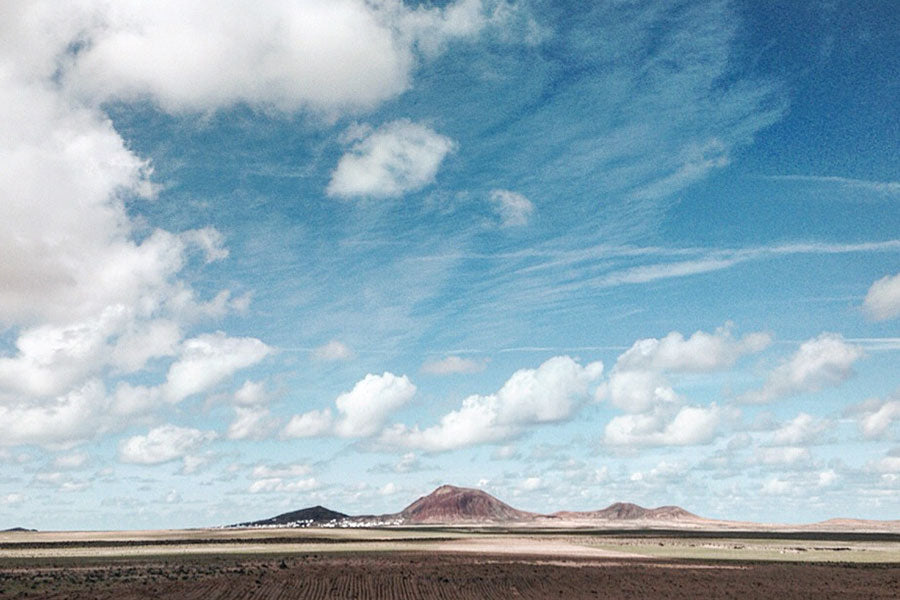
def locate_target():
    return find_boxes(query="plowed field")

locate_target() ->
[1,552,897,599]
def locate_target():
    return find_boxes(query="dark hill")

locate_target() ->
[399,484,537,524]
[234,505,348,527]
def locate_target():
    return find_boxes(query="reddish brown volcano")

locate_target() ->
[554,502,699,521]
[399,485,538,524]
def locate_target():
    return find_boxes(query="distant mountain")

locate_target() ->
[234,505,349,527]
[554,502,699,521]
[2,527,36,532]
[399,484,538,524]
[231,485,701,528]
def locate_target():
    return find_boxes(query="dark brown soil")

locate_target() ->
[0,553,897,599]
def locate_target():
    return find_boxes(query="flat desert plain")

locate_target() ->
[1,527,898,599]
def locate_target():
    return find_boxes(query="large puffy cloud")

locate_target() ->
[0,380,110,448]
[598,325,765,447]
[380,356,603,452]
[615,325,771,373]
[53,0,499,114]
[863,273,900,321]
[740,333,863,403]
[604,404,720,447]
[118,424,216,465]
[163,332,272,402]
[327,120,456,198]
[601,324,768,413]
[283,372,416,439]
[334,373,417,437]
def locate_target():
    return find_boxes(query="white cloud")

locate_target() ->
[615,325,771,373]
[312,340,354,361]
[817,470,837,487]
[2,493,25,505]
[601,325,769,414]
[756,446,810,465]
[858,397,900,439]
[327,120,455,198]
[282,409,334,438]
[761,478,791,495]
[490,189,534,227]
[249,477,319,494]
[863,273,900,321]
[0,380,110,448]
[118,424,216,465]
[379,482,398,496]
[604,404,720,447]
[605,369,678,413]
[227,406,277,441]
[53,452,88,470]
[421,355,487,375]
[283,371,416,439]
[164,332,271,402]
[59,1,453,114]
[233,380,268,406]
[251,463,312,479]
[770,413,828,446]
[741,333,863,403]
[520,476,543,491]
[380,356,603,452]
[333,372,417,437]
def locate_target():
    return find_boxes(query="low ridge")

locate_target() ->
[554,502,699,521]
[234,505,348,527]
[399,484,537,524]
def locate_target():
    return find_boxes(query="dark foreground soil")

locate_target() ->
[0,552,897,599]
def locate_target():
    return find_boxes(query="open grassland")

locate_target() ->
[0,528,898,598]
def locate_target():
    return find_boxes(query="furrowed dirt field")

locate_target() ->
[1,552,899,599]
[0,528,898,598]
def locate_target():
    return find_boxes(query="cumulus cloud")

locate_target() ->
[598,325,767,442]
[863,273,900,321]
[53,0,501,115]
[0,380,110,448]
[282,372,415,439]
[249,477,319,494]
[420,355,487,375]
[490,189,534,227]
[380,356,603,452]
[233,380,268,406]
[118,425,216,465]
[327,120,455,198]
[333,373,417,437]
[755,446,810,465]
[282,409,334,438]
[251,463,312,479]
[227,406,277,441]
[604,404,720,447]
[312,340,354,361]
[770,413,829,446]
[740,333,863,403]
[164,332,271,402]
[615,325,771,373]
[856,395,900,439]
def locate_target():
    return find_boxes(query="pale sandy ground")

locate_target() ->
[428,537,644,558]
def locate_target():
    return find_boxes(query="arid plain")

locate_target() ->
[2,485,899,599]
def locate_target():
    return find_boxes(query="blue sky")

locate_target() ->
[1,0,898,530]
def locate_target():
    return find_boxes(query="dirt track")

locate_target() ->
[1,552,897,599]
